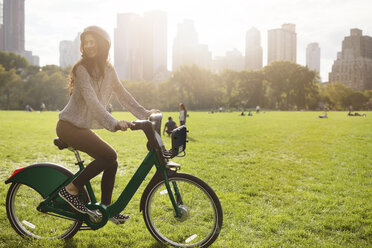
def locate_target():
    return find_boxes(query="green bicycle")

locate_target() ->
[5,113,223,247]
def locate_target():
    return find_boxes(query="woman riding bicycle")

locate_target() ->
[56,26,158,224]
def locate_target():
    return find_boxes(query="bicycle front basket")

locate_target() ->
[171,125,187,157]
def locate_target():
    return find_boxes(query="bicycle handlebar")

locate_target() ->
[128,113,167,165]
[129,113,162,133]
[126,112,186,162]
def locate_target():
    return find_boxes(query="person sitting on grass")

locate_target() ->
[163,116,177,136]
[318,113,328,118]
[348,111,366,117]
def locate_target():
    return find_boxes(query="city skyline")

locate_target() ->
[23,0,372,81]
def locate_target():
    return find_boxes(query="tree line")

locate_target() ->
[0,50,371,111]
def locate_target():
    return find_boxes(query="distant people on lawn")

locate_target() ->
[241,110,253,116]
[25,105,34,112]
[179,103,187,126]
[163,116,177,136]
[256,105,260,113]
[318,112,328,118]
[40,102,47,112]
[348,111,366,117]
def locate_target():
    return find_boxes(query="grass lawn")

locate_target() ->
[0,110,371,247]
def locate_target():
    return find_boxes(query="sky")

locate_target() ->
[24,0,372,81]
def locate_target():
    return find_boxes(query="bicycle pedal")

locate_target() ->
[87,209,103,223]
[166,161,181,170]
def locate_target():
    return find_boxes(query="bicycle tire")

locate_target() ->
[6,182,82,239]
[142,173,223,247]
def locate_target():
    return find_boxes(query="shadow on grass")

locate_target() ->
[147,241,168,248]
[63,239,78,248]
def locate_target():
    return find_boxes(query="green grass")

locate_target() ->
[0,110,371,247]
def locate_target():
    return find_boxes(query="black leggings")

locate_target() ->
[56,120,118,206]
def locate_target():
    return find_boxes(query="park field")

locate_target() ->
[0,110,371,247]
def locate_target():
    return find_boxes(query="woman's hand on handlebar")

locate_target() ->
[115,120,134,131]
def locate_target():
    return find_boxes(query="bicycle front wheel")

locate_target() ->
[143,173,223,247]
[6,182,82,239]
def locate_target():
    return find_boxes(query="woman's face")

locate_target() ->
[83,34,98,58]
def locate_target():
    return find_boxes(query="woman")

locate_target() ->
[57,26,157,225]
[179,103,187,126]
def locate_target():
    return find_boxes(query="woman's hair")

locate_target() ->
[68,32,111,95]
[179,103,187,111]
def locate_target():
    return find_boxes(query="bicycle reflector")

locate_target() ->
[9,167,25,179]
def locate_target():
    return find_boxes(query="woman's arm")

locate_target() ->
[75,65,118,131]
[111,68,150,120]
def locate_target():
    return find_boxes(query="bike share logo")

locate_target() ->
[177,145,184,153]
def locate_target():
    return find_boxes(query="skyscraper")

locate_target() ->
[59,33,81,68]
[114,11,168,82]
[114,13,144,81]
[267,24,296,64]
[172,19,211,71]
[0,0,4,50]
[212,48,244,72]
[245,27,262,70]
[143,11,167,81]
[306,43,320,76]
[329,28,372,91]
[2,0,24,52]
[0,0,39,65]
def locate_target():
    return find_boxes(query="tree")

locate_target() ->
[363,89,372,109]
[287,65,319,110]
[169,65,217,110]
[236,70,265,109]
[320,82,354,110]
[264,61,319,110]
[0,50,29,72]
[0,65,24,110]
[216,70,240,109]
[343,91,367,110]
[264,61,294,109]
[23,70,69,111]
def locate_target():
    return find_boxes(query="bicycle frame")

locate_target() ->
[37,119,182,230]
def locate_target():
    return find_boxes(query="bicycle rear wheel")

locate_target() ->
[143,173,223,247]
[6,182,82,239]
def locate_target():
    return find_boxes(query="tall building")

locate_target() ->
[115,13,145,81]
[267,23,296,64]
[0,0,4,50]
[0,0,39,65]
[245,27,262,70]
[329,28,372,91]
[306,42,320,76]
[143,11,167,82]
[212,48,245,72]
[114,11,168,82]
[2,0,24,52]
[59,33,81,68]
[172,19,211,71]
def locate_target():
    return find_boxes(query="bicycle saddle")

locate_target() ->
[54,138,69,150]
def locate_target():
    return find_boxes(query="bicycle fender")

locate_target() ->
[5,163,73,198]
[139,169,177,212]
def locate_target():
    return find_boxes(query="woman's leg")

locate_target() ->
[57,120,118,205]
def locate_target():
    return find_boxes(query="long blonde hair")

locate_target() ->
[68,32,110,95]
